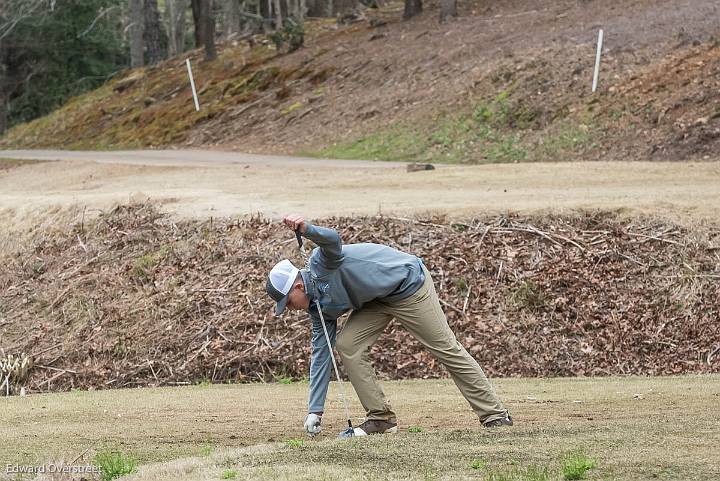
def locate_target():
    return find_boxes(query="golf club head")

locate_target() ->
[337,426,368,440]
[337,426,356,440]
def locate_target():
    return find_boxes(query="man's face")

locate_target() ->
[286,278,310,311]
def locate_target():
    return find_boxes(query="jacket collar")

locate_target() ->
[300,269,317,304]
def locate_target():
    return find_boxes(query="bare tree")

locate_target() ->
[304,0,318,17]
[190,0,217,61]
[439,0,456,23]
[190,0,205,47]
[201,0,217,60]
[333,0,356,16]
[273,0,282,29]
[129,0,145,67]
[260,0,271,27]
[403,0,421,20]
[0,0,46,42]
[0,74,7,135]
[144,0,163,64]
[222,0,241,39]
[305,0,332,17]
[163,0,188,56]
[0,0,49,135]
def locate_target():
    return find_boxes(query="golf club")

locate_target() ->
[295,229,355,439]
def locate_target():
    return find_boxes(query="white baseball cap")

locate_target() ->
[266,259,300,315]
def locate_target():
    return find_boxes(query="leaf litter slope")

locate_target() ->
[2,204,718,396]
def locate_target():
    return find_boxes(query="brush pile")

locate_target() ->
[1,203,718,393]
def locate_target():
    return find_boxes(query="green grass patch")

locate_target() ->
[199,442,214,457]
[221,468,239,479]
[539,123,592,160]
[312,87,540,164]
[94,450,138,480]
[281,101,303,115]
[472,87,539,130]
[271,369,309,384]
[316,128,428,161]
[561,450,597,480]
[285,438,304,448]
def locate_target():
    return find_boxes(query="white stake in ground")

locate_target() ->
[592,29,604,93]
[185,58,200,111]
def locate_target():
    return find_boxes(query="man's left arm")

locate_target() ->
[303,222,343,270]
[307,313,337,416]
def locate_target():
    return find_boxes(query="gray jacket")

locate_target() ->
[301,222,425,414]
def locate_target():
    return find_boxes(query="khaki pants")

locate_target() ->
[336,265,508,424]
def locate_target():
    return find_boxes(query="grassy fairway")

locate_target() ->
[2,376,719,480]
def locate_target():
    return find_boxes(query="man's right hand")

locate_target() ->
[304,413,322,437]
[283,214,307,234]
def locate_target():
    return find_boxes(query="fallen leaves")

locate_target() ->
[1,204,719,393]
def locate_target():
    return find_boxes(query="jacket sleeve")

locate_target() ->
[307,312,337,414]
[303,222,343,270]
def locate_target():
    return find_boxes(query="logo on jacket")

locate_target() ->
[318,282,330,293]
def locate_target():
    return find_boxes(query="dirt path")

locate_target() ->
[0,149,391,168]
[1,150,719,228]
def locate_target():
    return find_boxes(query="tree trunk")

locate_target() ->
[273,0,282,29]
[129,0,145,68]
[286,0,297,19]
[164,0,188,56]
[0,88,7,136]
[191,0,205,47]
[333,0,356,16]
[305,0,319,16]
[223,0,241,38]
[260,0,271,24]
[438,0,456,23]
[403,0,421,20]
[200,0,217,60]
[0,54,6,135]
[144,0,164,64]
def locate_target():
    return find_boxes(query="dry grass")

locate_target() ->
[0,203,90,255]
[0,157,49,171]
[2,376,718,480]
